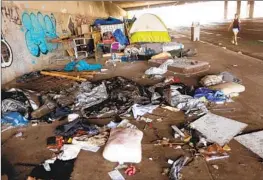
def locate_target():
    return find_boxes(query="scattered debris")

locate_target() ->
[169,156,189,180]
[234,130,263,159]
[108,169,125,180]
[199,143,230,161]
[212,164,219,170]
[125,165,136,176]
[171,125,185,138]
[190,113,247,146]
[15,132,23,137]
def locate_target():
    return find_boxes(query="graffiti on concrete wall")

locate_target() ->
[1,34,13,68]
[22,12,58,57]
[1,6,22,25]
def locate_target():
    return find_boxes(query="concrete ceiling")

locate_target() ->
[113,1,198,11]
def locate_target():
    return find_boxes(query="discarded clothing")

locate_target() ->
[165,86,208,115]
[132,104,159,118]
[55,118,99,137]
[145,59,174,75]
[64,60,102,71]
[1,88,36,118]
[194,87,227,103]
[220,71,241,84]
[113,29,129,45]
[103,128,143,163]
[43,107,72,121]
[200,75,223,87]
[1,112,28,126]
[29,159,75,180]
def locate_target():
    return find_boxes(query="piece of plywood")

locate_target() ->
[190,113,247,146]
[234,131,263,159]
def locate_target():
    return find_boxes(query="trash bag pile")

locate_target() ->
[1,70,247,180]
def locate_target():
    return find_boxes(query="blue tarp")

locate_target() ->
[113,29,129,45]
[93,17,122,26]
[194,87,227,103]
[1,112,28,126]
[64,60,102,71]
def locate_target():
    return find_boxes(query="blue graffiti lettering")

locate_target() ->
[22,12,58,57]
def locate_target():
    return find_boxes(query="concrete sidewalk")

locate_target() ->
[173,26,263,60]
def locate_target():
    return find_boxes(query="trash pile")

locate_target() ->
[1,66,251,180]
[2,13,257,180]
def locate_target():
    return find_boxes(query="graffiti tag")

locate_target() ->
[1,6,22,25]
[22,12,58,57]
[1,34,13,68]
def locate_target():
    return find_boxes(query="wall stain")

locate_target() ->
[22,12,58,57]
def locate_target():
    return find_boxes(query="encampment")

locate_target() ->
[129,13,171,43]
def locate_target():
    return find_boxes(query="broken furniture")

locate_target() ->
[73,38,93,59]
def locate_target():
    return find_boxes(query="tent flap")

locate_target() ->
[130,31,171,43]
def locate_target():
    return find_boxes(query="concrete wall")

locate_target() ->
[1,1,126,84]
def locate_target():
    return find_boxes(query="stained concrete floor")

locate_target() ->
[2,37,263,180]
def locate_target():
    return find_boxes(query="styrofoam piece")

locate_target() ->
[234,130,263,159]
[190,113,247,146]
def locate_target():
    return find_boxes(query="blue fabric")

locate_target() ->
[93,17,122,26]
[64,60,102,71]
[1,112,28,126]
[194,87,227,103]
[113,29,129,45]
[64,61,76,71]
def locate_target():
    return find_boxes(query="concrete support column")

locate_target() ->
[236,0,241,16]
[224,0,228,20]
[247,0,255,19]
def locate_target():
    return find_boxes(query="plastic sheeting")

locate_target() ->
[145,59,174,75]
[132,104,159,118]
[93,17,122,26]
[75,82,108,115]
[113,29,129,45]
[1,112,28,126]
[64,60,102,71]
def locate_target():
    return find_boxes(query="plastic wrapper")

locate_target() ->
[145,59,174,75]
[1,112,28,126]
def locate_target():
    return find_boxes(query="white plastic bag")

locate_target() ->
[103,128,143,164]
